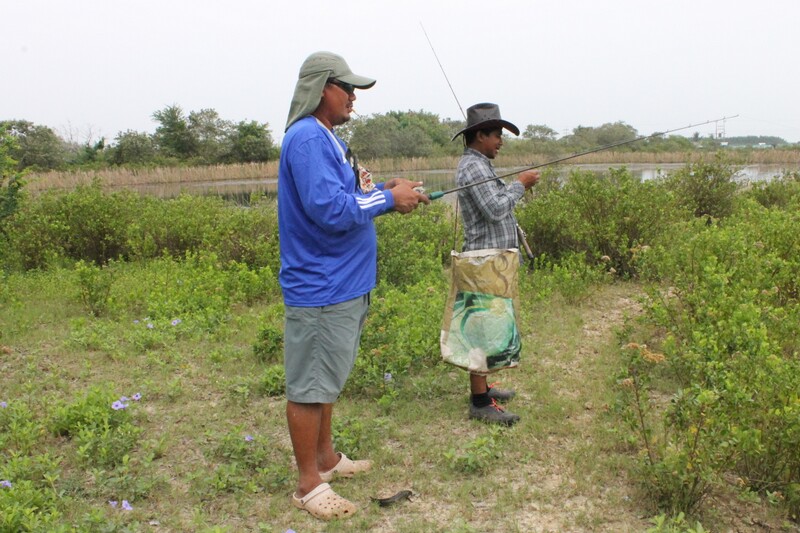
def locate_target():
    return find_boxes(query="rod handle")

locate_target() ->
[427,191,444,201]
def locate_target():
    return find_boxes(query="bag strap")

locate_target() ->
[451,195,460,253]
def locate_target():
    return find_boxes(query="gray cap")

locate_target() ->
[285,51,376,132]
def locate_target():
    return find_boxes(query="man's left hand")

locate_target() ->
[383,178,423,190]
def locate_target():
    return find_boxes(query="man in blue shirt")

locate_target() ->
[279,51,428,520]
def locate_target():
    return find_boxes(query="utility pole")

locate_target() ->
[715,117,727,139]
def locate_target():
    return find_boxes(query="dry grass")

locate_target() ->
[23,151,800,194]
[24,162,279,193]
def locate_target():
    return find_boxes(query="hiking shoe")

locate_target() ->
[487,385,516,402]
[469,400,520,426]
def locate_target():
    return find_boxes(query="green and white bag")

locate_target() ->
[440,248,522,374]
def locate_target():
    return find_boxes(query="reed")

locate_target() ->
[25,162,279,193]
[23,150,800,193]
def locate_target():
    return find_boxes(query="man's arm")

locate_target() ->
[461,161,525,222]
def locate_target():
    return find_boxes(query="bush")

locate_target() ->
[74,259,117,317]
[124,194,221,260]
[665,154,740,220]
[375,201,453,288]
[517,167,685,277]
[621,201,800,520]
[205,195,280,270]
[349,279,446,397]
[253,325,283,364]
[2,188,281,273]
[0,128,25,240]
[744,169,800,210]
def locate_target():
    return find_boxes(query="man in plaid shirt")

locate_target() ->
[453,102,540,425]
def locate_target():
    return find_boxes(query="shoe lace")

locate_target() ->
[490,398,505,412]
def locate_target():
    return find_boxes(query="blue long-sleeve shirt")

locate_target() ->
[278,116,395,306]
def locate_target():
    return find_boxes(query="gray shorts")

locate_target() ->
[284,294,370,404]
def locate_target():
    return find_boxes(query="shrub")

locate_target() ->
[3,187,282,273]
[256,365,285,397]
[2,191,70,270]
[74,259,117,317]
[124,194,221,260]
[621,202,800,520]
[0,128,25,239]
[205,195,280,270]
[517,166,685,277]
[375,201,453,288]
[744,169,800,210]
[350,279,446,396]
[664,154,740,220]
[253,324,283,364]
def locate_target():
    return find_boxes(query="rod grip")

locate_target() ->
[427,191,444,201]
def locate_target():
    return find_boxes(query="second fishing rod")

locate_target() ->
[424,115,738,201]
[418,23,736,201]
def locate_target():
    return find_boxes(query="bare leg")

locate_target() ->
[470,373,488,395]
[316,403,340,472]
[286,400,325,497]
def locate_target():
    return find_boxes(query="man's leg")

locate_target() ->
[468,372,520,426]
[470,373,488,394]
[316,403,340,472]
[287,400,325,497]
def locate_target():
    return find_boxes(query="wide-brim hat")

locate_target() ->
[451,102,520,141]
[285,51,376,131]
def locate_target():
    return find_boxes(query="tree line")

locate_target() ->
[1,105,279,171]
[1,106,792,173]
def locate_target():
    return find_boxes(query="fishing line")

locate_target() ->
[420,22,466,121]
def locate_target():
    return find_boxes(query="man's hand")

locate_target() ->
[383,178,423,190]
[390,183,430,213]
[518,170,540,190]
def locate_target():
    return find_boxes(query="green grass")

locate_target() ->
[0,267,793,532]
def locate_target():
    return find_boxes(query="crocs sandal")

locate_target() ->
[320,452,372,482]
[292,482,357,520]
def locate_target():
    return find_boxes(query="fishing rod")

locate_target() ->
[419,23,737,261]
[420,22,466,121]
[420,21,538,260]
[426,114,739,200]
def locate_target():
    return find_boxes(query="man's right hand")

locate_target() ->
[518,170,540,190]
[390,183,430,214]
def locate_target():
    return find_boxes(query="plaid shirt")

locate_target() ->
[456,147,525,251]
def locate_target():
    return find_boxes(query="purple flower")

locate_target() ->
[132,392,142,401]
[109,500,118,508]
[171,319,182,326]
[245,435,254,442]
[0,401,7,408]
[133,320,140,324]
[119,396,129,402]
[122,500,133,511]
[285,530,296,533]
[1,480,12,488]
[146,323,154,329]
[384,372,393,382]
[111,401,127,410]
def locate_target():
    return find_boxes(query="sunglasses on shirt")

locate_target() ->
[328,79,355,95]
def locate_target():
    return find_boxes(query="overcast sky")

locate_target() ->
[4,0,799,145]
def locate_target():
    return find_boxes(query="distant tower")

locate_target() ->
[715,117,727,139]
